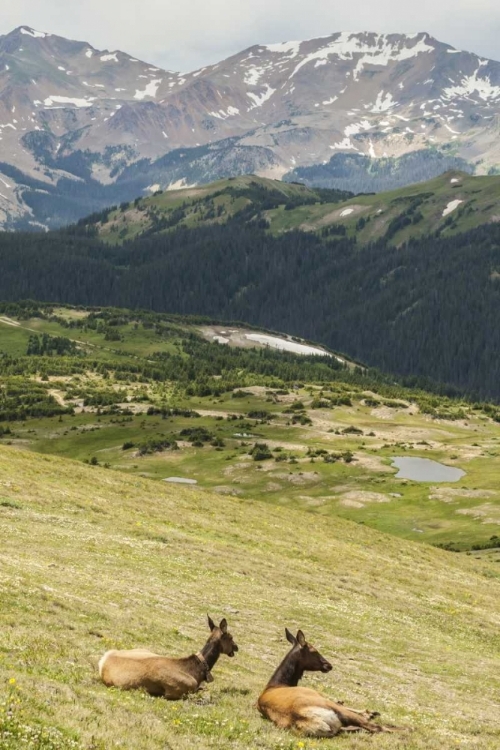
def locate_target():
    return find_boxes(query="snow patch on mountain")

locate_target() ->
[290,32,434,80]
[43,95,95,108]
[100,53,118,62]
[265,41,302,58]
[330,137,359,151]
[20,27,47,39]
[244,67,268,86]
[371,91,397,112]
[134,78,162,100]
[247,85,275,109]
[442,66,500,102]
[345,120,373,136]
[210,106,240,119]
[443,199,463,216]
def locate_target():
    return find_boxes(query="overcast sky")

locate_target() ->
[1,0,499,71]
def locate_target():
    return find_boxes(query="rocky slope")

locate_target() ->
[2,25,500,228]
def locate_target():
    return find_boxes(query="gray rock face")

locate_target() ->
[1,26,500,227]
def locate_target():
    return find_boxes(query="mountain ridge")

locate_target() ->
[2,26,500,228]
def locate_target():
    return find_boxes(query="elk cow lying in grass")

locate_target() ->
[99,615,238,699]
[258,629,398,737]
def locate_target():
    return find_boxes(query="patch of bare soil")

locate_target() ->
[265,482,283,492]
[430,488,497,503]
[371,406,410,420]
[456,504,500,524]
[213,486,243,496]
[339,491,393,509]
[272,471,321,486]
[354,453,393,473]
[117,403,150,414]
[0,316,20,326]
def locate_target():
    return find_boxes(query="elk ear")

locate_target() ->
[296,630,306,647]
[219,618,228,634]
[285,628,297,645]
[207,614,216,631]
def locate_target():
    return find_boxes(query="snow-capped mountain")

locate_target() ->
[1,25,500,228]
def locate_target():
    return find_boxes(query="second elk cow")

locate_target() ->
[258,628,398,737]
[99,615,238,699]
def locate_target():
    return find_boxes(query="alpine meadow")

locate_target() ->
[1,9,500,750]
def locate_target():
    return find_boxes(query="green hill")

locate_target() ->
[91,171,500,247]
[91,175,351,244]
[0,445,499,749]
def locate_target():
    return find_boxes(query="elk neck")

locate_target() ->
[267,648,305,688]
[199,635,222,672]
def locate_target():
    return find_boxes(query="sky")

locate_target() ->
[0,0,499,72]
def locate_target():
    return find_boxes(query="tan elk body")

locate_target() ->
[258,629,398,737]
[99,616,237,699]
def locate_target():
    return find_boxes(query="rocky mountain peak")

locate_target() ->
[0,26,500,230]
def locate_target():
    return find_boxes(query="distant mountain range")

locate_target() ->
[1,25,500,229]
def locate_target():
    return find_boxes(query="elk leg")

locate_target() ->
[331,704,385,733]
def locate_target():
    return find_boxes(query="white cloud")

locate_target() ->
[1,0,500,71]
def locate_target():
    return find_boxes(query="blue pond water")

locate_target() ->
[391,457,465,483]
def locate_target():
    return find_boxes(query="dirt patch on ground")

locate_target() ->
[354,453,393,473]
[194,409,231,418]
[371,406,411,420]
[339,491,393,509]
[213,486,243,496]
[117,402,150,414]
[430,488,497,503]
[456,504,500,524]
[272,471,321,486]
[265,482,283,492]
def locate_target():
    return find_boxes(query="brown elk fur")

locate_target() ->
[258,629,398,737]
[99,616,237,700]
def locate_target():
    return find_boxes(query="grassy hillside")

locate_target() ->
[91,171,500,247]
[1,445,499,749]
[93,175,346,245]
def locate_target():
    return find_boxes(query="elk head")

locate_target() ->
[285,628,332,673]
[208,615,239,657]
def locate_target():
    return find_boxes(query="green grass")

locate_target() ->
[0,445,499,749]
[93,171,500,248]
[4,381,500,553]
[265,171,500,244]
[2,307,500,553]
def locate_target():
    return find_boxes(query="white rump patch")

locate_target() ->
[302,707,342,736]
[98,651,112,677]
[442,199,463,217]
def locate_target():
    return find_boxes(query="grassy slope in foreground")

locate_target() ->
[0,446,499,749]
